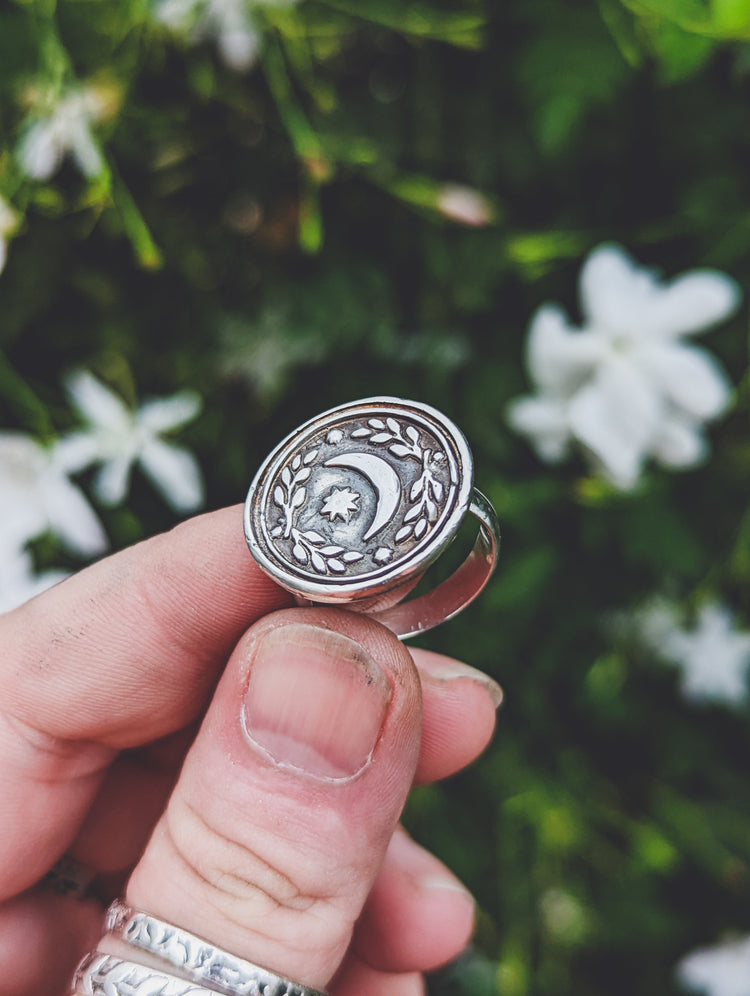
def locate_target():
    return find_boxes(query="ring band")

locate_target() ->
[244,397,500,639]
[370,488,498,639]
[103,900,330,996]
[73,952,223,996]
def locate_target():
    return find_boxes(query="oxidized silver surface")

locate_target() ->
[244,398,473,605]
[102,901,329,996]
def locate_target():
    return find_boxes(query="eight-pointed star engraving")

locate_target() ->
[320,486,360,523]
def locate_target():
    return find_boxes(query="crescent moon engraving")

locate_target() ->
[324,452,401,541]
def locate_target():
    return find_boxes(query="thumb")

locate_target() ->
[106,607,422,989]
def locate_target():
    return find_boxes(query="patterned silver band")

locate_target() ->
[103,900,330,996]
[72,952,223,996]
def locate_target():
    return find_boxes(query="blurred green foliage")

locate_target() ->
[3,0,750,993]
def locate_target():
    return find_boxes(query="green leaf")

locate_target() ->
[597,0,647,65]
[620,0,750,36]
[315,0,487,49]
[650,18,714,79]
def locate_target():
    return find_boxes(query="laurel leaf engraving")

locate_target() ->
[320,545,345,556]
[403,504,422,523]
[406,425,420,444]
[426,499,438,521]
[293,544,308,563]
[303,449,318,464]
[296,466,311,484]
[414,518,428,539]
[274,485,285,507]
[291,487,306,508]
[281,467,292,487]
[369,432,392,444]
[431,479,444,501]
[292,455,302,471]
[302,531,325,544]
[385,417,399,435]
[389,443,412,458]
[311,551,326,573]
[410,478,424,500]
[271,525,283,538]
[395,525,413,543]
[351,427,371,438]
[328,559,346,572]
[342,551,364,562]
[368,418,385,429]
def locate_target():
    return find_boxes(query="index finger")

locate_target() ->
[1,505,290,747]
[0,505,290,899]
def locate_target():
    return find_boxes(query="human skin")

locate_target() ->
[0,505,500,996]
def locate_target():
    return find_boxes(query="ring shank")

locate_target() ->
[371,489,499,640]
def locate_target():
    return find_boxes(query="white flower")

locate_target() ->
[58,370,204,513]
[639,601,750,706]
[0,432,108,557]
[0,197,19,275]
[154,0,296,72]
[17,86,109,181]
[0,548,69,615]
[677,935,750,996]
[507,244,741,489]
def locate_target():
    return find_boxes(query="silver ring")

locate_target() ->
[103,900,330,996]
[244,397,500,640]
[73,952,224,996]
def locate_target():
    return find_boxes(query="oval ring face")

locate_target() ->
[244,398,474,601]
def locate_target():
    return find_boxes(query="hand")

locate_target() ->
[0,506,500,996]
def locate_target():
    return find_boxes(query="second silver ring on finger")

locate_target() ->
[73,899,331,996]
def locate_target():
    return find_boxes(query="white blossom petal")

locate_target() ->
[678,935,750,996]
[0,555,69,614]
[650,413,707,469]
[52,431,104,475]
[527,305,604,396]
[94,454,134,506]
[581,243,740,339]
[0,548,58,613]
[46,477,108,556]
[636,599,682,650]
[506,395,572,462]
[218,27,260,70]
[137,391,202,433]
[638,342,732,420]
[568,357,663,489]
[641,603,750,708]
[155,0,200,29]
[139,439,205,511]
[641,270,741,339]
[66,370,132,432]
[16,87,108,182]
[17,121,62,181]
[0,433,53,547]
[68,115,104,178]
[579,244,651,333]
[673,605,750,705]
